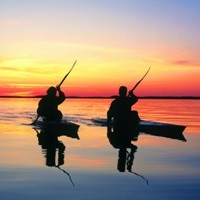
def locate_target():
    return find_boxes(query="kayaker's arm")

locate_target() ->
[107,110,112,124]
[128,90,138,105]
[56,86,65,104]
[107,104,113,123]
[107,100,116,124]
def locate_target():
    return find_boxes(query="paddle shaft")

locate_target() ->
[129,67,150,92]
[57,60,77,88]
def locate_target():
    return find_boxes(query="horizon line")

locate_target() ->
[0,95,200,99]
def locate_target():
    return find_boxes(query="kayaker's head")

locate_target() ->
[47,86,56,96]
[119,86,127,97]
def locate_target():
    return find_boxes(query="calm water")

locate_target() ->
[0,98,200,200]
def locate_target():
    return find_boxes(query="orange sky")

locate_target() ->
[1,0,200,97]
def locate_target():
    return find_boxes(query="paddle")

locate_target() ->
[56,60,77,88]
[129,67,151,93]
[31,60,77,125]
[56,166,75,187]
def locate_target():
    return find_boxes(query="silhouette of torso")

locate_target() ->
[37,92,65,121]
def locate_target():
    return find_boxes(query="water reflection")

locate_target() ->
[107,125,149,185]
[34,125,80,187]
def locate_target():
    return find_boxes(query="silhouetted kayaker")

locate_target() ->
[107,86,139,127]
[37,86,65,121]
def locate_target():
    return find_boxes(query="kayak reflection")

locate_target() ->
[107,126,149,185]
[34,124,80,187]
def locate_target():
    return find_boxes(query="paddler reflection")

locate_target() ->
[34,127,80,187]
[107,125,149,185]
[36,129,66,167]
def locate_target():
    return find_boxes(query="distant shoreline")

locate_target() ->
[0,96,200,99]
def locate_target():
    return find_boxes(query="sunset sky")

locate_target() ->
[1,0,200,97]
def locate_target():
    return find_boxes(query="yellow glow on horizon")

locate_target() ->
[1,39,200,97]
[1,57,199,97]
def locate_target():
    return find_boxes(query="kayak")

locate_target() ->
[33,119,80,139]
[92,118,186,142]
[138,120,186,141]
